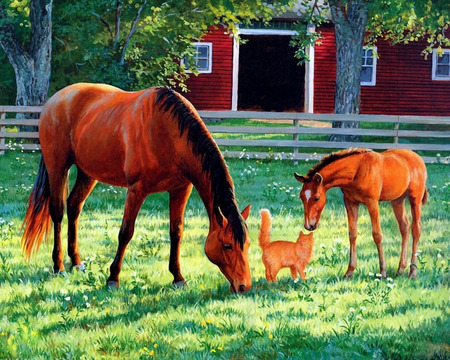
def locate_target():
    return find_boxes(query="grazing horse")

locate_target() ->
[22,83,252,293]
[294,148,428,279]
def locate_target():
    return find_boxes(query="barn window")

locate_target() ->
[183,43,212,73]
[432,49,450,80]
[361,47,377,86]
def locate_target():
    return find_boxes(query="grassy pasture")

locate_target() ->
[0,151,449,359]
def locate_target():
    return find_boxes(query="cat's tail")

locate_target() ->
[258,209,272,249]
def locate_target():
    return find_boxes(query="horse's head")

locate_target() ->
[205,205,252,294]
[294,172,327,231]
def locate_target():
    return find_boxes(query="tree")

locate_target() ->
[291,0,449,141]
[51,0,291,93]
[0,0,52,108]
[1,0,291,105]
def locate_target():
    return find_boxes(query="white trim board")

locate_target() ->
[238,28,297,36]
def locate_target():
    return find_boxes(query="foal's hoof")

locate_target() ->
[107,281,119,289]
[343,272,354,279]
[73,264,86,272]
[173,280,187,288]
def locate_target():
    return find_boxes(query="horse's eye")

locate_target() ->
[314,196,320,202]
[224,243,233,250]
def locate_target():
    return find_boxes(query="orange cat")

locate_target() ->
[258,209,314,282]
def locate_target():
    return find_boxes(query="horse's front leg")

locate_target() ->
[344,197,359,278]
[168,184,193,287]
[366,200,387,278]
[107,185,146,288]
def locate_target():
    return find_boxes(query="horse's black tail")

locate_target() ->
[21,156,52,259]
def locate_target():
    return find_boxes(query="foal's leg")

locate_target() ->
[48,170,69,273]
[391,197,410,276]
[107,186,146,287]
[366,200,387,278]
[408,197,423,279]
[168,184,193,287]
[67,169,97,270]
[344,198,359,278]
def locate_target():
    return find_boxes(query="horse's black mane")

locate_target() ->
[155,87,246,248]
[306,148,373,178]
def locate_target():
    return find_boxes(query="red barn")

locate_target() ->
[182,23,450,116]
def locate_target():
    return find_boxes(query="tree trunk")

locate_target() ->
[0,0,52,132]
[329,0,368,142]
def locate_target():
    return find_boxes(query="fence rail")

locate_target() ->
[1,106,449,163]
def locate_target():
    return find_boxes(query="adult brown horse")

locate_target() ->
[22,83,252,293]
[294,148,428,279]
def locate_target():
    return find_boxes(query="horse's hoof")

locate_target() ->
[107,281,119,289]
[408,269,418,279]
[56,270,67,277]
[173,280,186,288]
[343,273,353,279]
[74,264,86,272]
[408,264,418,279]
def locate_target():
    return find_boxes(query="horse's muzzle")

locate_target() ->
[230,283,251,294]
[305,224,316,231]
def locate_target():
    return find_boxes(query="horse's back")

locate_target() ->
[39,83,160,186]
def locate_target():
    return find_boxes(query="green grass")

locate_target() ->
[0,152,449,359]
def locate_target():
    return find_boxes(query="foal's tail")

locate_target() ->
[258,209,272,249]
[422,189,428,205]
[21,156,52,259]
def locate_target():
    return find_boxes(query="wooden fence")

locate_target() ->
[1,106,449,163]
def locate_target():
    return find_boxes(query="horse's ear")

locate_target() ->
[313,173,323,184]
[241,204,251,220]
[294,172,307,183]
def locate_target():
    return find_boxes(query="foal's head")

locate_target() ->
[205,205,252,294]
[294,172,327,231]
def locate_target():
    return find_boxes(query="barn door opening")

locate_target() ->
[238,35,305,112]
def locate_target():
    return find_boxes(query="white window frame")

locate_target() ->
[182,42,213,74]
[361,46,377,86]
[432,48,450,81]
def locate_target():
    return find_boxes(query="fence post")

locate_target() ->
[293,116,299,165]
[394,116,399,145]
[0,109,5,155]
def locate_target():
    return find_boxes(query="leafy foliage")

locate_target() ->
[50,0,291,92]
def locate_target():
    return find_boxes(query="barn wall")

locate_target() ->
[183,26,234,110]
[314,26,450,116]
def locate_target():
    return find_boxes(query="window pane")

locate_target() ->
[367,49,373,58]
[361,67,372,82]
[366,56,373,65]
[437,54,449,64]
[436,64,450,76]
[197,59,208,70]
[196,46,208,58]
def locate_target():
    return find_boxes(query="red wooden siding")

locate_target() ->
[183,26,234,110]
[314,26,450,116]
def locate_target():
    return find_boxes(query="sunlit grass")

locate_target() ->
[0,151,448,359]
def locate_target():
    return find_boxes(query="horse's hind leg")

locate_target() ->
[47,169,70,273]
[67,168,97,270]
[168,185,193,287]
[408,197,423,279]
[391,196,410,276]
[107,185,146,287]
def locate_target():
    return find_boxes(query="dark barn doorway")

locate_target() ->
[238,35,305,112]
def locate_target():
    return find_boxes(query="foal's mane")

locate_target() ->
[306,148,373,178]
[155,87,246,247]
